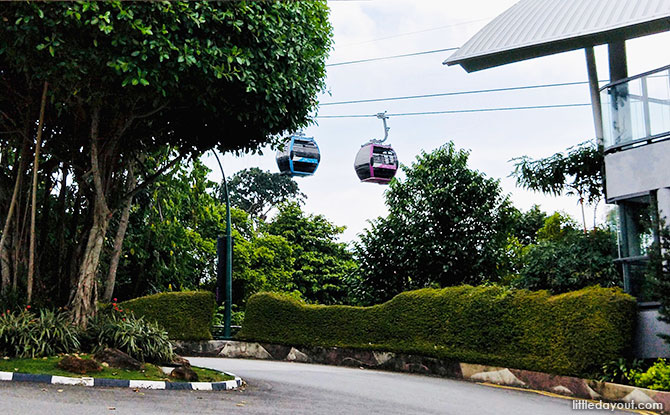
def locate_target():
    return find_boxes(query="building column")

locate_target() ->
[658,188,670,227]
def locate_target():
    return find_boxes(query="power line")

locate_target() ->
[326,47,459,67]
[317,103,591,118]
[319,81,598,106]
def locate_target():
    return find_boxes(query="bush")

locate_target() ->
[85,310,174,363]
[239,286,636,377]
[119,291,216,341]
[213,305,245,327]
[599,358,644,384]
[513,229,621,293]
[0,309,80,358]
[633,359,670,391]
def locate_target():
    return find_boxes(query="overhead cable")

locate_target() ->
[317,103,592,118]
[318,81,603,106]
[326,47,459,67]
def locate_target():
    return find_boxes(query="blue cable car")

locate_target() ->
[276,134,320,176]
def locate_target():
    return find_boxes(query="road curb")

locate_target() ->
[177,340,670,413]
[0,369,243,391]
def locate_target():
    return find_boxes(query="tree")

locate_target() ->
[351,142,516,305]
[0,1,332,324]
[648,220,670,345]
[511,141,603,232]
[508,205,548,245]
[512,217,621,293]
[264,203,356,305]
[228,168,305,221]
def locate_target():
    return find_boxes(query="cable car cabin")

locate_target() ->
[276,135,320,176]
[354,143,398,184]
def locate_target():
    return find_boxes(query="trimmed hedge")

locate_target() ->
[238,286,636,376]
[120,291,216,341]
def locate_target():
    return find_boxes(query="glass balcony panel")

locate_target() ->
[630,97,646,139]
[601,67,670,151]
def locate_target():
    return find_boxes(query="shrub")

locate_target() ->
[119,291,216,341]
[85,311,174,363]
[513,229,621,293]
[239,286,636,377]
[213,305,245,327]
[599,358,644,385]
[633,359,670,391]
[0,309,80,358]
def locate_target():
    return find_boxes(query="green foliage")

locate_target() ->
[0,306,173,362]
[213,305,245,327]
[512,141,603,205]
[119,291,216,341]
[0,1,333,320]
[85,310,174,363]
[116,158,353,307]
[0,309,81,358]
[0,290,26,313]
[513,227,621,293]
[633,359,670,391]
[264,203,356,305]
[231,233,295,303]
[648,223,670,333]
[239,286,636,377]
[116,158,252,297]
[536,212,577,242]
[351,142,516,305]
[228,168,305,221]
[0,1,333,155]
[508,205,548,245]
[599,358,644,384]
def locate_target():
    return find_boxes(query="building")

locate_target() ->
[445,0,670,358]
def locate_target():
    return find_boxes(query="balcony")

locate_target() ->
[601,65,670,152]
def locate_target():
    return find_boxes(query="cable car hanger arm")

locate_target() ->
[372,111,390,144]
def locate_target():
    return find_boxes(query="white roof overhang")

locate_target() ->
[444,0,670,72]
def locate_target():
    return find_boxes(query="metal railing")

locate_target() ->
[600,65,670,152]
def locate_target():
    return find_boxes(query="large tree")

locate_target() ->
[228,167,305,221]
[264,203,356,305]
[0,1,332,324]
[351,142,516,305]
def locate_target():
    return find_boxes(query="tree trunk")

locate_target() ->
[70,107,111,327]
[26,81,48,304]
[71,201,109,326]
[103,165,136,302]
[56,164,68,303]
[0,140,28,293]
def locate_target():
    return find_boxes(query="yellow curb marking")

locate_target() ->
[477,382,660,415]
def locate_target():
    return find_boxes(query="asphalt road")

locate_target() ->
[0,357,631,415]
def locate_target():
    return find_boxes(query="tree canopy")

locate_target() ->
[511,141,603,231]
[351,142,515,305]
[0,1,333,324]
[264,203,356,305]
[228,168,305,221]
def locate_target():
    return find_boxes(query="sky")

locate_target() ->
[204,0,670,243]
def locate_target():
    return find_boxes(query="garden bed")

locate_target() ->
[0,355,233,383]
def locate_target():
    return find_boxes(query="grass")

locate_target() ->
[0,355,234,382]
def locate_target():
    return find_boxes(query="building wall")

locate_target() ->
[635,307,670,358]
[605,139,670,201]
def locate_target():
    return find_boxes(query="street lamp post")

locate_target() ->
[213,151,232,339]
